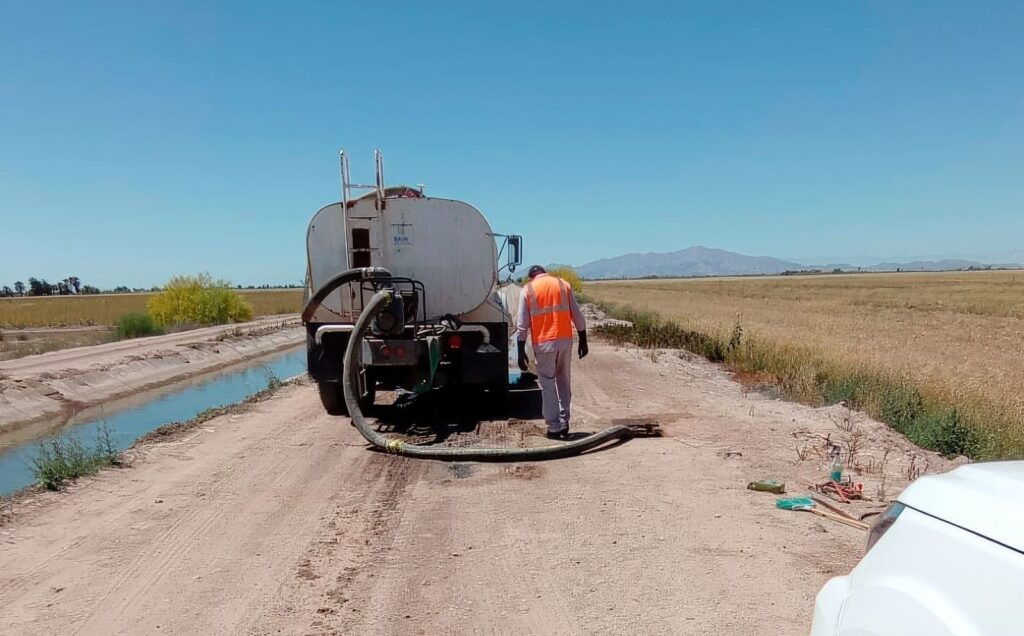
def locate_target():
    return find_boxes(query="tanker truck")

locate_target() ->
[302,150,523,415]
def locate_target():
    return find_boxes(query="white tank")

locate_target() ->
[305,192,502,323]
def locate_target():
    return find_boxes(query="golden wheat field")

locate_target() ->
[587,270,1024,419]
[0,289,304,328]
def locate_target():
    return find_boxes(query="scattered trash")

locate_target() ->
[776,496,870,531]
[813,479,866,503]
[776,496,815,510]
[747,479,786,494]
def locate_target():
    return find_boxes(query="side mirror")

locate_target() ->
[507,235,523,271]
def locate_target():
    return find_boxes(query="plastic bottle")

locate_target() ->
[829,450,843,482]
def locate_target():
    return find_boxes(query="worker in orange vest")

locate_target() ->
[516,265,589,440]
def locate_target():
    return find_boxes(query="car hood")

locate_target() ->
[898,461,1024,553]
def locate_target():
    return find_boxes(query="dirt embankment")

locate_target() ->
[0,339,958,634]
[0,316,303,434]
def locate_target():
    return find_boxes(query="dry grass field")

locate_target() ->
[587,270,1024,458]
[0,289,303,328]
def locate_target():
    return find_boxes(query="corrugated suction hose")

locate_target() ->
[343,288,636,461]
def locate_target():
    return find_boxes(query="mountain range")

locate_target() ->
[575,246,1022,279]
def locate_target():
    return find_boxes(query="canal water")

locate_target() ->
[0,346,306,496]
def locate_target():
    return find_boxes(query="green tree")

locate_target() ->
[28,277,52,296]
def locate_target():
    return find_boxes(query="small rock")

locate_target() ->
[154,499,164,504]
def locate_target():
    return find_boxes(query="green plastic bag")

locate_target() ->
[776,496,815,510]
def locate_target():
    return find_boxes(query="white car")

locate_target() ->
[812,461,1024,635]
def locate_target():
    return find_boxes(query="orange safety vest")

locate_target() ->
[524,275,574,347]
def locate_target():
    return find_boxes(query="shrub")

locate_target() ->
[548,267,583,294]
[116,312,161,339]
[147,273,253,327]
[31,424,120,491]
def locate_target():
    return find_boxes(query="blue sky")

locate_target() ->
[2,1,1022,287]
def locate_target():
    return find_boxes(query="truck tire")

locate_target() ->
[317,380,376,417]
[318,381,349,416]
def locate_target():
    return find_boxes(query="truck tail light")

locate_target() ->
[866,502,905,553]
[447,335,463,350]
[395,345,407,359]
[380,345,392,358]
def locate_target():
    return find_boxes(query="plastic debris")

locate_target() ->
[747,479,786,494]
[776,496,815,510]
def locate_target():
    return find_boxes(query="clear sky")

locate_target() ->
[2,1,1022,287]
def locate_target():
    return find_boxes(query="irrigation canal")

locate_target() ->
[0,346,306,495]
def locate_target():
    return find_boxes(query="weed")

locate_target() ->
[832,403,856,433]
[844,428,865,472]
[795,443,811,461]
[260,365,284,391]
[875,475,889,503]
[903,454,928,482]
[929,408,981,459]
[727,320,743,353]
[30,423,121,491]
[116,312,161,339]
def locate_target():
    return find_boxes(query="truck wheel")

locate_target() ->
[318,381,349,416]
[317,380,376,417]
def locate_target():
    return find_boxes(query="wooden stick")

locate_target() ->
[808,494,861,522]
[801,507,870,531]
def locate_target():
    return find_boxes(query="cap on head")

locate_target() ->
[527,265,546,279]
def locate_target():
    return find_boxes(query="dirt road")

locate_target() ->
[0,340,955,634]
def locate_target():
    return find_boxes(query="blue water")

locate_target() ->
[0,346,306,495]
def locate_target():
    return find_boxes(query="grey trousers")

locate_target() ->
[535,347,572,433]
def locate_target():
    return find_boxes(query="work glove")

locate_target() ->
[577,330,589,359]
[517,340,529,372]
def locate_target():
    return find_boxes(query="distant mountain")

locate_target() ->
[576,247,1022,279]
[576,246,804,279]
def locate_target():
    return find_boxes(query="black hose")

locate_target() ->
[342,289,635,461]
[302,267,393,323]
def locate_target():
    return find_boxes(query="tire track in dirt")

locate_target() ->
[248,451,425,634]
[74,403,325,631]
